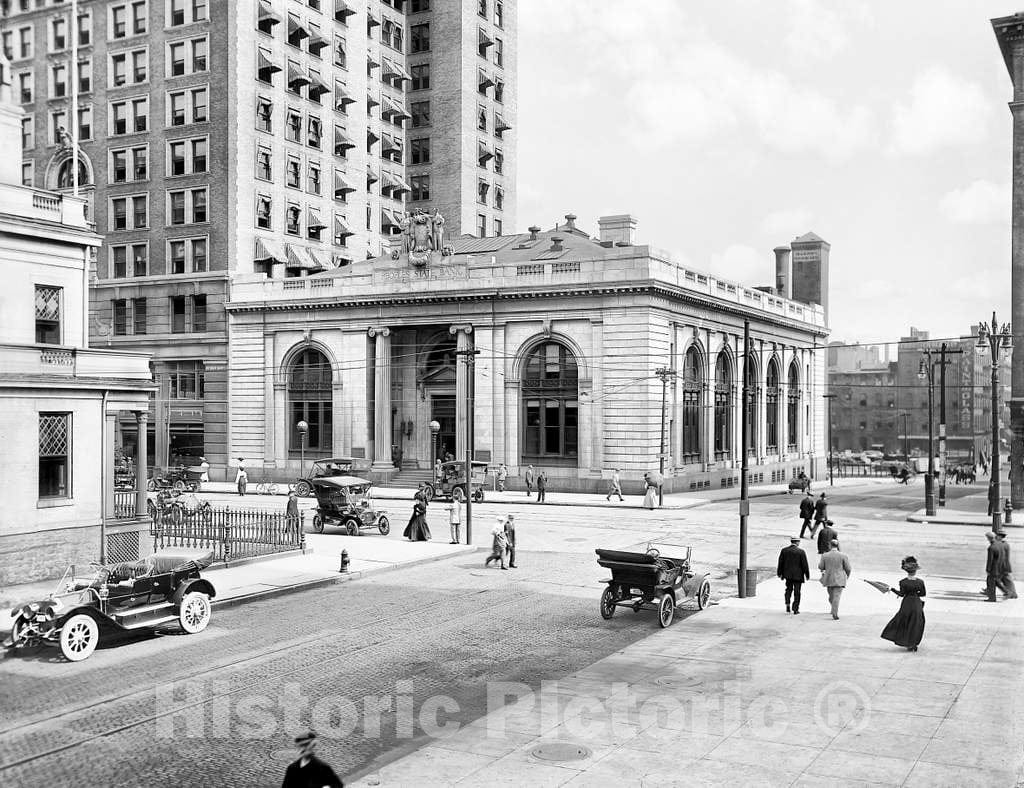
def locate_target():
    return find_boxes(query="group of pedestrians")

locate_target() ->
[485,514,517,569]
[522,465,548,502]
[984,531,1018,601]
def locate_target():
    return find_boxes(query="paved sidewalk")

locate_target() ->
[349,574,1024,788]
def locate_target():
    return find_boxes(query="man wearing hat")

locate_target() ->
[777,536,810,614]
[996,532,1018,599]
[816,520,838,556]
[198,456,210,483]
[504,514,517,568]
[812,493,829,536]
[485,516,509,569]
[281,731,343,788]
[819,539,852,620]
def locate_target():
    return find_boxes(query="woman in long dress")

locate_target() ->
[403,499,431,541]
[881,556,926,651]
[642,473,657,510]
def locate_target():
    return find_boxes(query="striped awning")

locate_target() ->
[366,164,378,184]
[366,93,380,108]
[495,118,512,134]
[478,73,495,91]
[334,0,356,20]
[367,128,380,144]
[335,216,354,237]
[307,207,327,231]
[381,208,398,227]
[382,96,408,119]
[307,247,329,271]
[478,30,493,48]
[254,236,287,264]
[381,134,401,155]
[258,0,282,25]
[381,58,402,80]
[308,75,331,98]
[308,31,329,53]
[392,175,412,193]
[285,244,314,270]
[380,170,397,191]
[389,99,410,120]
[367,54,380,70]
[334,170,356,196]
[387,60,411,81]
[366,10,380,26]
[258,51,282,75]
[334,128,355,153]
[287,62,310,89]
[478,141,493,162]
[287,16,309,40]
[335,84,355,110]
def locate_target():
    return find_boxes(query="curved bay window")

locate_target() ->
[289,348,332,455]
[787,361,800,451]
[680,347,702,464]
[714,351,732,461]
[766,359,780,453]
[521,342,578,466]
[744,355,758,457]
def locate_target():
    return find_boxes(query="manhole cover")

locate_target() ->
[655,675,703,688]
[529,743,592,762]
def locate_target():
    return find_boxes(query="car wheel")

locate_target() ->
[11,616,27,646]
[423,484,435,502]
[173,480,187,492]
[658,594,675,628]
[179,592,212,634]
[377,515,390,535]
[473,489,484,503]
[146,479,156,492]
[296,481,312,497]
[452,486,466,503]
[59,614,99,661]
[346,518,361,536]
[600,586,616,620]
[313,515,324,534]
[268,483,279,496]
[697,579,711,610]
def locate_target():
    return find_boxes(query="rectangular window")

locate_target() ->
[494,0,503,27]
[169,239,186,272]
[493,36,503,67]
[170,140,186,175]
[192,37,207,71]
[133,297,147,334]
[19,26,32,59]
[494,218,502,236]
[478,0,487,17]
[2,32,11,62]
[307,161,321,194]
[410,174,429,201]
[307,116,322,148]
[494,186,504,210]
[477,179,489,205]
[286,108,302,141]
[113,298,128,334]
[111,197,128,229]
[170,295,187,333]
[169,190,186,224]
[50,110,66,145]
[39,413,72,499]
[133,98,148,131]
[410,63,429,91]
[21,161,33,187]
[494,79,504,103]
[411,101,429,128]
[191,238,207,272]
[192,87,207,122]
[286,203,300,235]
[256,194,272,229]
[133,146,148,180]
[256,97,273,132]
[169,41,185,75]
[286,155,301,188]
[169,91,186,125]
[477,213,486,238]
[192,294,207,332]
[132,244,148,276]
[478,29,490,58]
[111,53,127,85]
[22,116,33,150]
[168,361,205,400]
[477,104,487,132]
[132,49,148,82]
[78,107,92,140]
[52,17,67,51]
[410,137,430,164]
[78,58,92,93]
[411,23,429,53]
[52,64,67,98]
[78,12,91,46]
[191,188,207,222]
[18,71,32,104]
[170,0,186,26]
[35,284,62,344]
[256,146,272,181]
[192,138,207,172]
[410,0,430,11]
[334,36,347,68]
[493,148,503,174]
[133,195,148,228]
[113,246,128,277]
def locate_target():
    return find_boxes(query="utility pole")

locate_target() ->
[918,355,937,517]
[823,394,836,486]
[738,320,750,598]
[455,347,480,544]
[977,314,1012,532]
[655,366,676,506]
[934,343,963,507]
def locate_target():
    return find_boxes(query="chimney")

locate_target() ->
[0,53,25,186]
[597,214,637,247]
[564,213,577,232]
[773,245,792,299]
[550,236,564,252]
[528,225,540,241]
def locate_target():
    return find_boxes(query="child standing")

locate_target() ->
[447,500,462,544]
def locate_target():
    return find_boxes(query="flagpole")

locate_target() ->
[70,0,79,195]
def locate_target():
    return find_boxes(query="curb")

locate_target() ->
[905,514,1020,527]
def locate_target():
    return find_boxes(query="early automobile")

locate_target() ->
[294,457,358,497]
[596,543,711,628]
[4,548,216,662]
[425,460,488,503]
[310,476,391,536]
[147,465,201,492]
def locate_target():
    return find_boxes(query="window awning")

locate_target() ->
[366,164,378,184]
[367,54,380,70]
[334,170,356,196]
[381,134,401,155]
[335,84,355,110]
[287,16,309,41]
[308,32,329,53]
[478,141,493,162]
[254,236,287,264]
[258,0,282,25]
[381,58,401,79]
[478,73,494,90]
[367,128,380,145]
[366,10,380,27]
[380,170,397,191]
[307,208,327,230]
[478,31,493,48]
[334,128,355,153]
[366,93,380,108]
[382,96,409,120]
[333,254,352,267]
[495,119,512,134]
[334,0,356,20]
[388,60,411,81]
[307,247,329,271]
[392,175,412,194]
[335,216,354,237]
[308,75,331,98]
[287,62,310,88]
[285,243,314,270]
[381,208,399,227]
[258,51,282,76]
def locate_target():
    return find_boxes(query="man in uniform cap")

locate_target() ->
[281,731,343,788]
[777,536,810,614]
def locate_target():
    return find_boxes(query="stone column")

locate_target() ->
[135,411,148,519]
[368,327,394,472]
[1010,46,1024,507]
[273,382,288,465]
[450,324,474,457]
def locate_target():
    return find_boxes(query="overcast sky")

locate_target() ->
[515,0,1018,350]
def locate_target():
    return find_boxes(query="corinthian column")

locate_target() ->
[368,327,394,472]
[450,324,474,457]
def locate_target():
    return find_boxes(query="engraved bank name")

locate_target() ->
[378,266,468,283]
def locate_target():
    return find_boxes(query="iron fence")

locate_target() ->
[113,491,138,519]
[152,506,305,564]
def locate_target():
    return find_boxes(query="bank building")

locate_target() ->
[226,214,830,492]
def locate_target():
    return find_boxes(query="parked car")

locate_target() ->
[310,476,390,536]
[425,460,488,503]
[294,457,357,497]
[4,548,216,662]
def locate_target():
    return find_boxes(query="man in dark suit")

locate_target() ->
[281,731,343,788]
[798,493,815,539]
[996,533,1018,599]
[777,536,810,614]
[816,520,838,556]
[812,493,828,536]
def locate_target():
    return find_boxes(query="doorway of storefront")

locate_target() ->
[431,396,456,462]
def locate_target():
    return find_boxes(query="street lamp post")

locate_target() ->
[297,420,308,476]
[655,366,676,507]
[977,313,1012,532]
[429,420,440,474]
[823,394,836,486]
[901,412,910,462]
[917,358,937,517]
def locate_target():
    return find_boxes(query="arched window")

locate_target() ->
[744,354,758,456]
[680,347,702,463]
[57,159,90,188]
[766,359,780,453]
[289,348,332,454]
[787,361,800,450]
[714,351,732,460]
[521,342,578,465]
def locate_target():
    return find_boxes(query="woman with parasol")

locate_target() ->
[873,556,926,651]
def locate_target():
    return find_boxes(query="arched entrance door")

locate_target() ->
[520,341,579,467]
[418,339,458,462]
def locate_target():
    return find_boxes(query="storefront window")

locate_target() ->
[680,347,701,463]
[521,342,578,465]
[714,352,732,460]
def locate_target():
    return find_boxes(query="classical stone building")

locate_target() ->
[226,215,829,492]
[0,56,152,584]
[2,0,516,476]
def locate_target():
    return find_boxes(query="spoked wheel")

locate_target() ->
[377,515,390,535]
[697,579,711,610]
[267,483,279,496]
[312,515,325,534]
[452,486,466,503]
[658,594,675,628]
[256,482,268,495]
[147,479,156,492]
[423,484,435,502]
[296,480,312,497]
[600,586,617,620]
[472,488,484,503]
[346,518,361,536]
[173,480,187,492]
[179,592,212,634]
[59,614,99,661]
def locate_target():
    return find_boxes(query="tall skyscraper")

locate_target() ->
[2,0,516,476]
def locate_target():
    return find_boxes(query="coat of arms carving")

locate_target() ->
[399,209,451,267]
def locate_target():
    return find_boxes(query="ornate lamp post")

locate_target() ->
[297,420,308,475]
[977,313,1012,531]
[917,358,937,517]
[429,420,440,471]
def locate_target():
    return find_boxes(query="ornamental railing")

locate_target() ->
[152,506,305,564]
[113,491,137,519]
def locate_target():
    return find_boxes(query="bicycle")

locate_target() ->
[255,476,280,495]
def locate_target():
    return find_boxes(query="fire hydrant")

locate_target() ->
[1004,499,1013,525]
[339,549,350,573]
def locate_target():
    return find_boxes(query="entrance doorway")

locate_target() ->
[431,396,456,462]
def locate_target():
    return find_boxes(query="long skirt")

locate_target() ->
[881,596,925,648]
[403,513,431,541]
[642,486,657,509]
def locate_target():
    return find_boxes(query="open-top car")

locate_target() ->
[294,457,357,497]
[426,460,488,503]
[310,476,390,536]
[4,548,216,662]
